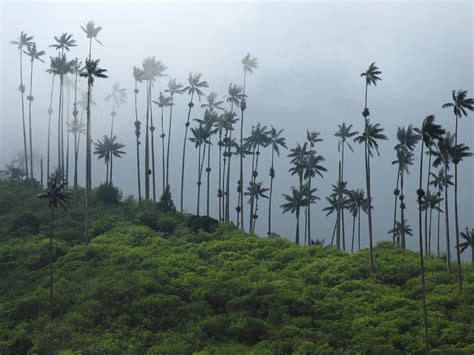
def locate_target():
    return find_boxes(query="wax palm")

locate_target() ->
[24,43,45,180]
[105,81,127,139]
[152,92,172,193]
[281,186,305,245]
[50,33,76,55]
[388,220,414,242]
[81,21,103,58]
[180,73,208,212]
[133,66,145,202]
[69,58,83,187]
[354,119,387,271]
[245,181,269,233]
[288,142,309,185]
[94,137,111,183]
[422,191,443,255]
[346,189,368,252]
[459,228,474,264]
[68,117,85,188]
[267,127,287,237]
[429,169,451,257]
[222,112,239,223]
[189,122,211,216]
[195,110,219,216]
[39,176,70,316]
[202,92,224,112]
[11,31,34,180]
[164,78,186,187]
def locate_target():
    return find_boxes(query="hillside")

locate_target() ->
[0,182,473,354]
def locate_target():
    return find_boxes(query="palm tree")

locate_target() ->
[442,90,474,289]
[334,123,357,248]
[246,123,270,231]
[459,228,474,264]
[81,21,103,59]
[45,72,56,180]
[288,142,309,186]
[67,117,86,189]
[38,176,71,316]
[415,115,444,258]
[346,189,368,252]
[281,186,305,245]
[422,191,443,256]
[142,57,167,203]
[70,58,83,187]
[429,169,452,256]
[359,62,382,272]
[107,136,126,185]
[267,127,287,237]
[50,33,77,56]
[354,120,387,270]
[93,136,111,183]
[153,92,172,193]
[189,122,211,215]
[221,112,239,223]
[180,73,208,212]
[388,220,414,243]
[196,106,220,216]
[303,150,327,245]
[133,66,145,202]
[80,58,108,245]
[165,78,186,187]
[10,31,34,180]
[245,181,269,233]
[24,43,45,180]
[239,53,258,230]
[391,147,415,249]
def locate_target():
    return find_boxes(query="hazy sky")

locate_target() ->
[1,1,473,255]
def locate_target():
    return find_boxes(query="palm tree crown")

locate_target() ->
[360,62,382,86]
[50,33,77,52]
[81,21,103,45]
[442,90,474,119]
[80,58,108,87]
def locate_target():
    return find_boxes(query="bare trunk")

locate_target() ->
[392,168,401,244]
[444,164,451,272]
[453,116,462,291]
[28,60,34,180]
[267,149,275,236]
[180,93,195,212]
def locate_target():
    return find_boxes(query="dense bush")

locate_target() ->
[95,183,122,204]
[0,181,473,353]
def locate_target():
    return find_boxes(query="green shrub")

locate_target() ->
[95,183,122,204]
[186,215,219,233]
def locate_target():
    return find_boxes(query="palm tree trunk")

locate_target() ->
[144,81,150,201]
[85,78,92,244]
[417,141,425,262]
[166,95,174,188]
[222,143,227,221]
[47,75,55,179]
[351,214,356,253]
[196,144,202,215]
[437,197,441,257]
[336,161,341,250]
[428,206,433,256]
[239,71,247,231]
[307,176,312,244]
[330,218,337,247]
[134,80,142,203]
[206,139,211,216]
[180,93,195,212]
[218,129,223,221]
[444,163,451,272]
[57,76,64,178]
[49,207,54,317]
[392,168,401,244]
[364,120,375,272]
[160,106,166,193]
[295,208,300,246]
[267,149,275,237]
[424,153,433,256]
[248,146,256,230]
[400,169,406,249]
[341,144,346,251]
[150,85,157,204]
[66,85,71,185]
[40,159,43,186]
[417,204,430,354]
[19,50,29,179]
[453,115,462,291]
[73,133,78,188]
[28,60,34,180]
[358,207,361,251]
[225,130,233,223]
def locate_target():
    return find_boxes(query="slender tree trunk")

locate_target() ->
[49,207,54,317]
[180,93,195,212]
[239,71,247,230]
[295,208,300,246]
[307,176,312,244]
[428,206,433,257]
[417,141,425,262]
[453,116,462,291]
[134,80,142,203]
[358,207,361,251]
[444,163,451,272]
[160,105,166,193]
[248,146,256,230]
[437,197,441,257]
[225,129,233,223]
[418,205,430,354]
[28,60,34,180]
[40,159,43,186]
[267,149,275,237]
[206,139,211,216]
[47,75,55,179]
[57,76,64,178]
[392,168,401,244]
[19,50,29,179]
[196,144,202,215]
[341,144,346,251]
[73,133,78,188]
[351,214,356,253]
[144,81,150,201]
[85,79,92,244]
[424,153,432,256]
[336,161,341,250]
[400,169,406,249]
[166,95,174,188]
[150,85,157,203]
[222,142,227,221]
[218,129,223,221]
[330,218,337,247]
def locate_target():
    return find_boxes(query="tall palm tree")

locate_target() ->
[133,66,145,202]
[24,43,45,180]
[303,150,326,245]
[354,120,387,269]
[422,191,443,256]
[281,186,305,245]
[45,72,56,180]
[246,123,270,231]
[107,136,126,185]
[80,58,108,245]
[180,73,208,212]
[10,32,34,180]
[442,90,474,289]
[153,92,172,193]
[67,117,85,188]
[39,176,70,316]
[346,189,368,252]
[415,115,445,259]
[334,124,356,248]
[267,127,287,237]
[189,122,211,215]
[245,181,269,233]
[239,53,258,230]
[81,21,103,59]
[288,142,309,187]
[50,33,77,56]
[459,228,474,265]
[142,57,167,203]
[429,169,452,256]
[70,58,83,187]
[222,112,239,223]
[388,220,414,243]
[165,78,186,188]
[359,62,382,273]
[93,136,111,183]
[196,106,219,216]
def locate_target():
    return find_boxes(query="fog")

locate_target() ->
[1,1,473,255]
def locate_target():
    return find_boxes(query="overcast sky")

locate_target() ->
[1,1,472,255]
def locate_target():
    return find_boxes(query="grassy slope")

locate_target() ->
[0,182,473,354]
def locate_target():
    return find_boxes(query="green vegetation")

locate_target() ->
[0,182,473,354]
